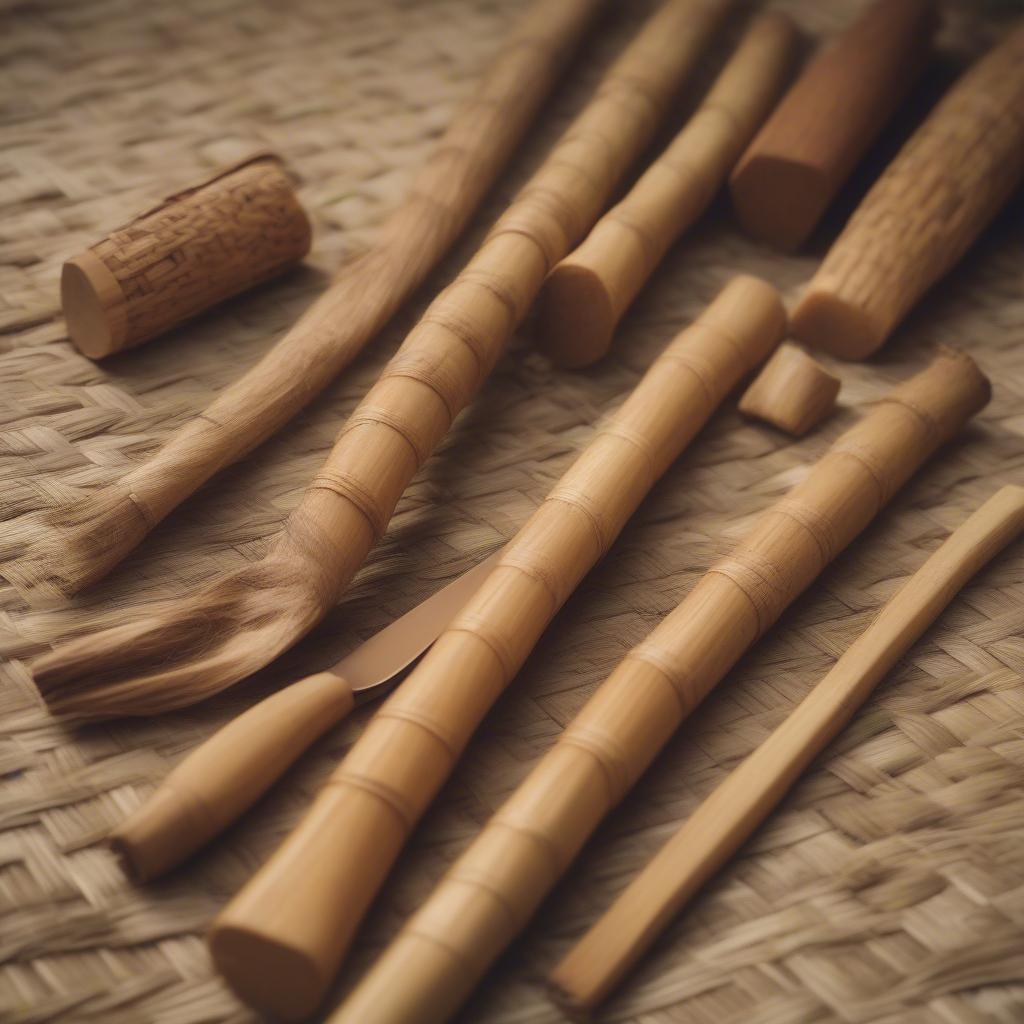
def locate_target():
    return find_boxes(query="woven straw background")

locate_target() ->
[2,0,1024,1021]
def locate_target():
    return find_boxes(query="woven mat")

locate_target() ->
[3,1,1024,1021]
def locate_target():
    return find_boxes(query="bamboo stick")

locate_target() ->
[207,275,786,1021]
[62,155,312,358]
[551,484,1024,1012]
[536,11,797,368]
[326,349,989,1024]
[3,0,603,602]
[738,341,840,435]
[729,0,937,250]
[33,0,734,722]
[791,21,1024,359]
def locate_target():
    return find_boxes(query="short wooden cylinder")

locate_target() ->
[738,342,840,435]
[61,155,312,358]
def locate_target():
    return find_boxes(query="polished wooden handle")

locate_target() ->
[537,10,797,367]
[326,350,989,1024]
[791,21,1024,358]
[551,485,1024,1010]
[109,672,353,882]
[208,273,785,1022]
[729,0,936,250]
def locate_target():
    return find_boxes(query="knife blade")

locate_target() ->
[109,549,502,882]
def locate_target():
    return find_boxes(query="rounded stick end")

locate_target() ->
[729,155,829,252]
[209,922,326,1022]
[109,785,210,883]
[790,286,886,360]
[536,261,616,369]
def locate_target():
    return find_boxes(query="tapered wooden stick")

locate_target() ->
[326,349,989,1024]
[791,21,1024,358]
[208,275,786,1021]
[537,11,797,368]
[33,0,733,722]
[729,0,936,250]
[552,484,1024,1012]
[2,0,603,602]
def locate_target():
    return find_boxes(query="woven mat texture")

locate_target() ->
[2,0,1024,1021]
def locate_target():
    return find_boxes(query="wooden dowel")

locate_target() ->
[729,0,937,251]
[791,21,1024,359]
[551,484,1024,1011]
[34,0,733,723]
[536,11,797,368]
[738,341,840,435]
[325,349,989,1024]
[62,155,312,358]
[6,0,604,602]
[208,274,785,1022]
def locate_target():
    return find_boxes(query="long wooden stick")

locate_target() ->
[536,10,797,368]
[791,21,1024,358]
[33,0,733,722]
[550,484,1024,1012]
[2,0,603,602]
[325,350,989,1024]
[207,275,785,1021]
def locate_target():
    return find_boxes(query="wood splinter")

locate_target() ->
[738,341,840,435]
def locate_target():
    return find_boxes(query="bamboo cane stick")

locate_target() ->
[791,21,1024,359]
[33,0,734,722]
[536,11,797,368]
[207,274,786,1021]
[2,0,603,602]
[729,0,937,251]
[325,349,989,1024]
[550,484,1024,1012]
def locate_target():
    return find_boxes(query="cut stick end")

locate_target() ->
[536,261,616,369]
[728,154,830,251]
[61,253,124,359]
[790,286,887,360]
[209,923,326,1023]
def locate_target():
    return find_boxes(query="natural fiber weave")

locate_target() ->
[1,1,1023,1022]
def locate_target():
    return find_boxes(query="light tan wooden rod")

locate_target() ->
[536,10,797,368]
[326,349,989,1024]
[14,0,603,599]
[791,21,1024,359]
[208,273,784,1022]
[551,483,1024,1012]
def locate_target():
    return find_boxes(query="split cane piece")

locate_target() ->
[552,484,1024,1012]
[33,0,733,721]
[738,341,840,435]
[729,0,937,250]
[791,21,1024,359]
[327,349,989,1024]
[208,275,786,1021]
[537,11,797,368]
[2,0,603,602]
[62,155,312,358]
